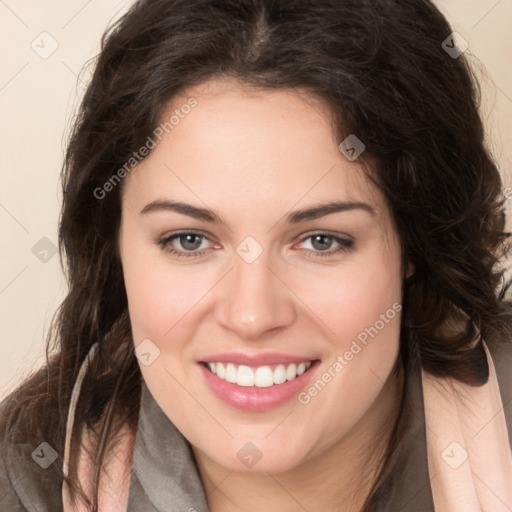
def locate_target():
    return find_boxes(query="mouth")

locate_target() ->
[198,358,321,412]
[201,360,314,387]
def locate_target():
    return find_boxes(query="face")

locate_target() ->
[119,79,406,475]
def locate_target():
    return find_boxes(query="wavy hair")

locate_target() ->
[2,0,511,510]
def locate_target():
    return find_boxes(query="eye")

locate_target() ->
[157,231,216,259]
[294,232,354,258]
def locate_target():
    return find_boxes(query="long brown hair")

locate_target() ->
[2,1,511,510]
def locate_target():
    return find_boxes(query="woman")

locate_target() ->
[1,0,511,510]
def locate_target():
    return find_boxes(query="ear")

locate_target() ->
[405,261,415,279]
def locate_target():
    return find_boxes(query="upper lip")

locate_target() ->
[199,352,317,366]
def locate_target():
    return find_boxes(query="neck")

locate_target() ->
[193,365,404,512]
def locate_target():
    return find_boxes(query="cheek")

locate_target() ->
[295,245,403,350]
[293,243,403,421]
[121,236,212,343]
[294,273,402,449]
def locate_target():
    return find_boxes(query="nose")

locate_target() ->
[215,252,297,341]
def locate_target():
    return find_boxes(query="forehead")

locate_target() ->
[123,79,386,219]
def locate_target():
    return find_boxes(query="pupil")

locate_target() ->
[312,235,331,251]
[182,234,201,250]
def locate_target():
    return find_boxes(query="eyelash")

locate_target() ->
[156,231,354,260]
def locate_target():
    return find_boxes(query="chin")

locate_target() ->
[199,439,311,475]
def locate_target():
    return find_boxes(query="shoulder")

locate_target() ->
[0,373,65,512]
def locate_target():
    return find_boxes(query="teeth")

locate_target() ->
[205,361,313,387]
[286,363,297,381]
[255,366,274,387]
[273,364,287,385]
[237,365,255,386]
[225,363,237,383]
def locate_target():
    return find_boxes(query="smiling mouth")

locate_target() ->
[201,360,317,388]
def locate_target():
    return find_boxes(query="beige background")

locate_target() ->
[1,1,511,398]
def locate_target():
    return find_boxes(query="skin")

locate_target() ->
[119,78,411,511]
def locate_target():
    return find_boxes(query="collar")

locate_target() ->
[126,379,210,511]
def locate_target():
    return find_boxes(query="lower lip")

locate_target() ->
[198,361,320,412]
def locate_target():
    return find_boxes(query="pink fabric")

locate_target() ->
[423,342,512,511]
[62,341,512,511]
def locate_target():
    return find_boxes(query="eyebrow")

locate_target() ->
[140,199,376,224]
